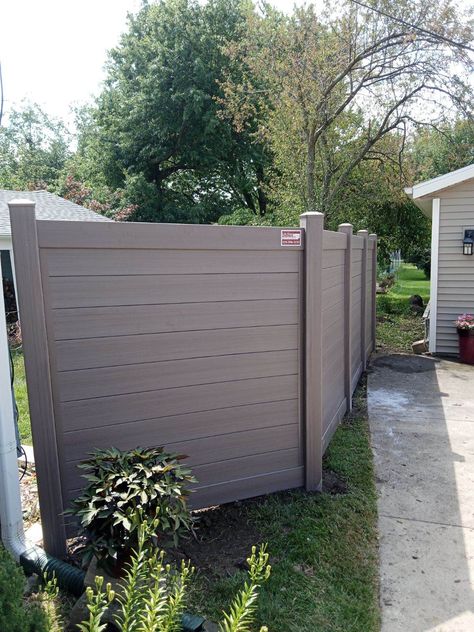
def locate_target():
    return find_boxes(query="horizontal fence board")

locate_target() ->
[322,399,347,453]
[351,363,363,392]
[322,310,344,335]
[59,374,299,431]
[62,399,298,458]
[38,220,304,251]
[322,298,344,318]
[51,299,299,340]
[323,389,345,425]
[351,236,365,250]
[351,277,362,291]
[190,467,304,509]
[56,324,298,371]
[322,332,344,363]
[63,423,300,490]
[322,282,344,309]
[323,387,345,432]
[58,350,298,402]
[322,265,345,290]
[322,250,345,269]
[43,248,301,276]
[48,273,299,308]
[323,230,346,249]
[190,448,301,487]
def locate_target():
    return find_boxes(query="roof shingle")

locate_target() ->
[0,190,111,236]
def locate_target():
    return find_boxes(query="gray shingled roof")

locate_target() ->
[0,190,111,236]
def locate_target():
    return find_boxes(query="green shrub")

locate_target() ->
[407,247,431,279]
[0,546,49,632]
[67,447,196,570]
[79,518,270,632]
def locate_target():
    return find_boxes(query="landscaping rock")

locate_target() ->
[412,339,427,354]
[65,593,89,632]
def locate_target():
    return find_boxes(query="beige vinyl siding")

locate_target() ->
[435,180,474,354]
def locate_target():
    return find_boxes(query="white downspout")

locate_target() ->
[0,254,27,560]
[429,198,440,354]
[0,251,86,594]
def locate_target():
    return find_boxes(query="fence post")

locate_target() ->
[338,224,353,411]
[300,211,324,492]
[8,200,67,556]
[357,230,369,371]
[370,234,377,352]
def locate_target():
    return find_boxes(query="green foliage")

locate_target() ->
[219,545,270,632]
[412,119,474,181]
[77,576,115,632]
[68,447,196,569]
[80,518,270,632]
[69,0,270,224]
[0,102,70,190]
[220,0,473,222]
[0,546,49,632]
[407,247,431,279]
[377,264,429,352]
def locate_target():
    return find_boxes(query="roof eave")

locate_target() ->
[410,164,474,200]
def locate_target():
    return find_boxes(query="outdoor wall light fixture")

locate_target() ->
[463,229,474,256]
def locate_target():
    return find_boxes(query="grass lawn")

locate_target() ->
[11,349,32,445]
[377,264,430,353]
[189,382,380,632]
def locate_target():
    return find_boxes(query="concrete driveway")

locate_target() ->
[368,355,474,632]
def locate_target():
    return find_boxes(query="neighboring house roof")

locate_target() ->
[405,164,474,216]
[0,190,111,236]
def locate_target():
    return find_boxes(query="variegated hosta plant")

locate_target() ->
[67,447,196,572]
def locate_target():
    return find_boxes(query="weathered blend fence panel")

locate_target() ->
[10,202,376,556]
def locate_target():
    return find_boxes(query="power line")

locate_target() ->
[348,0,474,54]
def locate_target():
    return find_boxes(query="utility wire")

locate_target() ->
[348,0,474,54]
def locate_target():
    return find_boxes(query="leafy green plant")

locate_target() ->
[67,447,196,570]
[219,546,271,632]
[77,576,115,632]
[79,518,270,632]
[34,574,64,632]
[0,545,49,632]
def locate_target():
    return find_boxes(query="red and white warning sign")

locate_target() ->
[281,229,302,247]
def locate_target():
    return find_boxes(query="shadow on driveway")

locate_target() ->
[369,354,474,632]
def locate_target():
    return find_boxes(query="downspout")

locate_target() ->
[0,255,85,596]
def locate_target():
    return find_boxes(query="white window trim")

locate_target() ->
[429,198,440,353]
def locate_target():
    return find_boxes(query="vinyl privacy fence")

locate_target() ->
[10,201,376,556]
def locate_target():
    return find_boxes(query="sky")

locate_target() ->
[0,0,472,127]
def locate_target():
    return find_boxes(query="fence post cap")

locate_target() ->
[8,198,36,207]
[299,211,324,218]
[357,229,369,237]
[338,223,353,232]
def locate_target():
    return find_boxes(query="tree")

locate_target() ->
[73,0,270,223]
[411,118,474,181]
[0,102,70,190]
[220,0,474,220]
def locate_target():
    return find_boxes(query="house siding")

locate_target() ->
[434,180,474,354]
